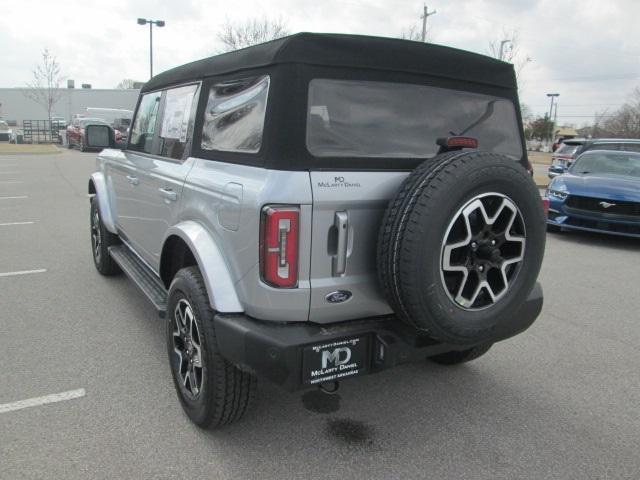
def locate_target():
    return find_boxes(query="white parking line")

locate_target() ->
[0,269,47,277]
[0,389,86,414]
[0,221,35,226]
[0,196,28,200]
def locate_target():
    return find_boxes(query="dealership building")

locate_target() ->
[0,86,140,127]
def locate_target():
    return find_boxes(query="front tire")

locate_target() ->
[90,198,121,275]
[167,267,256,429]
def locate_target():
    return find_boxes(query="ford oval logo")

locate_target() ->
[325,290,352,304]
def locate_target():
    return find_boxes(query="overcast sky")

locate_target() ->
[2,0,639,125]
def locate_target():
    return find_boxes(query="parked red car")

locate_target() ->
[67,117,122,151]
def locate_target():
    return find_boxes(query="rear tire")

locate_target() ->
[90,198,121,275]
[378,151,546,344]
[167,267,256,429]
[428,343,493,365]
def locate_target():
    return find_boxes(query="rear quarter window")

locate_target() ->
[200,75,270,153]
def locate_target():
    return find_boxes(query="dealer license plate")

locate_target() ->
[302,336,369,385]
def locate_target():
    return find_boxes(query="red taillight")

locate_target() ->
[542,197,550,216]
[260,206,299,288]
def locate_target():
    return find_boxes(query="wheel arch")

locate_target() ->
[88,172,117,234]
[161,222,243,313]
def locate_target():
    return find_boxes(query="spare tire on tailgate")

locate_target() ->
[377,151,545,345]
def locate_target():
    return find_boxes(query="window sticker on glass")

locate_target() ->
[161,84,198,142]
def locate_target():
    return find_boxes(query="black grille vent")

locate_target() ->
[566,195,640,218]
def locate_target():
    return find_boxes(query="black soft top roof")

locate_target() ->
[142,33,517,93]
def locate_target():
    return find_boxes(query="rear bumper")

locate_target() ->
[214,282,543,391]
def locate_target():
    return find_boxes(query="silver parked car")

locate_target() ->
[87,33,545,429]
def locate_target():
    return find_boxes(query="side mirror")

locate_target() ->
[84,124,124,150]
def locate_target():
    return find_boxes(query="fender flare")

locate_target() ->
[163,221,243,313]
[88,172,117,234]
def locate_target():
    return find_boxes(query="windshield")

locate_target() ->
[570,151,640,178]
[306,79,522,160]
[0,121,9,129]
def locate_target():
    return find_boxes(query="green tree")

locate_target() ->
[528,115,554,141]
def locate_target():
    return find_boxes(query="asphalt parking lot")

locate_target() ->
[1,150,639,479]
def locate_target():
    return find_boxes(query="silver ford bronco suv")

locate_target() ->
[87,33,545,429]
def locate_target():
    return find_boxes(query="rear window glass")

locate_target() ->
[201,75,269,153]
[556,143,580,155]
[306,79,522,160]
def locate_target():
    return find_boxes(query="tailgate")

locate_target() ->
[308,171,408,323]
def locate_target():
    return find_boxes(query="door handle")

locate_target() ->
[332,211,349,276]
[159,187,177,202]
[126,175,139,185]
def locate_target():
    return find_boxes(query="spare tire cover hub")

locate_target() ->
[440,192,526,311]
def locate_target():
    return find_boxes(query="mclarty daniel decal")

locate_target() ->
[308,338,362,384]
[317,176,362,188]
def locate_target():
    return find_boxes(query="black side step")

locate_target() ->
[108,245,168,317]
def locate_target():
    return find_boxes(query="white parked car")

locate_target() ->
[0,120,13,142]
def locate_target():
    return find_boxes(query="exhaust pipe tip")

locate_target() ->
[318,380,340,395]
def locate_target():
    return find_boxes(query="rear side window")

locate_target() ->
[201,75,269,153]
[620,143,640,153]
[585,143,640,153]
[306,79,522,160]
[158,84,199,160]
[129,91,161,153]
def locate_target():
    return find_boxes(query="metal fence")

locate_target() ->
[22,120,63,144]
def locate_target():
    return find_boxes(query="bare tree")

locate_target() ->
[116,78,143,89]
[217,17,289,53]
[23,49,63,127]
[400,24,425,42]
[488,30,532,88]
[592,87,640,138]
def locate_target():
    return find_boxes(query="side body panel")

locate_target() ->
[164,222,243,312]
[180,159,313,322]
[92,148,128,234]
[89,170,117,234]
[124,151,195,270]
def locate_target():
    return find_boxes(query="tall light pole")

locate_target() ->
[546,93,560,144]
[421,4,437,42]
[137,18,165,79]
[499,39,512,61]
